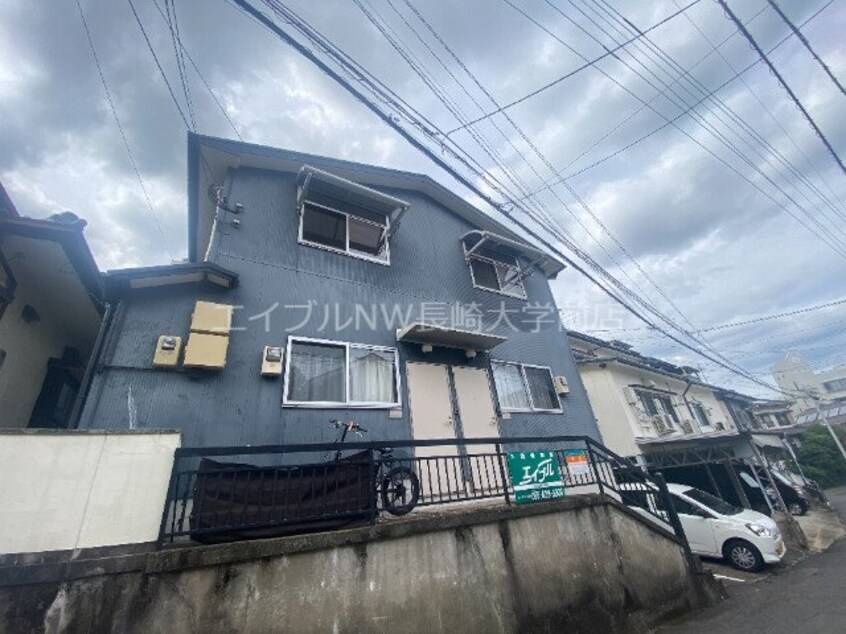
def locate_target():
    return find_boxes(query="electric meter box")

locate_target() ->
[261,346,284,377]
[183,333,229,370]
[153,335,182,368]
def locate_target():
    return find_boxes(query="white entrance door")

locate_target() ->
[452,366,501,494]
[406,362,462,500]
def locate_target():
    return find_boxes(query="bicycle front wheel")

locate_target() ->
[381,467,420,516]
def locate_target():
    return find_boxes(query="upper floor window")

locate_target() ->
[296,164,410,266]
[299,201,390,264]
[283,336,400,408]
[823,378,846,392]
[725,399,752,429]
[636,390,679,426]
[465,247,526,299]
[491,361,561,413]
[689,402,710,427]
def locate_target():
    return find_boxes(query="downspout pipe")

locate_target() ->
[69,301,115,429]
[680,379,696,430]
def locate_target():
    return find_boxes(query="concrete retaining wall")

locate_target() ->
[0,430,180,555]
[0,496,717,633]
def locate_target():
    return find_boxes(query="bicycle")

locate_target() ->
[328,419,421,516]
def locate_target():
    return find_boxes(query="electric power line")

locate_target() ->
[672,0,846,221]
[766,0,846,99]
[568,0,846,254]
[534,0,835,187]
[695,298,846,333]
[152,0,244,140]
[74,0,174,261]
[126,0,191,129]
[514,0,846,258]
[443,0,705,135]
[590,0,846,232]
[716,0,846,177]
[165,0,196,129]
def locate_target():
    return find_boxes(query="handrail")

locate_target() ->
[174,435,595,457]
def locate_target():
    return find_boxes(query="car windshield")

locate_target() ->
[771,470,793,486]
[683,487,744,516]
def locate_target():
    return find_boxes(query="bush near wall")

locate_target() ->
[796,424,846,489]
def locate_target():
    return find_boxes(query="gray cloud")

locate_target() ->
[1,0,844,394]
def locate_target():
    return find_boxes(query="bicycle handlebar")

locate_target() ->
[329,419,368,433]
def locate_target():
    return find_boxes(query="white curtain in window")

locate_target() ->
[288,341,346,402]
[493,363,530,410]
[524,367,557,410]
[350,348,395,403]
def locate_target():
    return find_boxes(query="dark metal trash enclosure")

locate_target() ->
[158,435,693,558]
[190,452,374,543]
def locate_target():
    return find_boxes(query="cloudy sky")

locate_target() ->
[1,0,845,396]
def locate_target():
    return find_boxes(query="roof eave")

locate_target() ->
[0,216,103,309]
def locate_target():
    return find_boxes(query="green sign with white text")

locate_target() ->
[507,451,565,504]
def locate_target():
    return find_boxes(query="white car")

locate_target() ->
[622,482,786,572]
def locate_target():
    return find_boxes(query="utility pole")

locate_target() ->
[813,398,846,463]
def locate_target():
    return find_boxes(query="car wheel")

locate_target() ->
[723,539,764,572]
[788,501,808,516]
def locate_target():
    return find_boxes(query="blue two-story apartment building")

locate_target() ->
[76,133,600,453]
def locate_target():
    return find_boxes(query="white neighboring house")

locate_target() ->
[567,331,740,461]
[771,350,846,415]
[566,331,799,517]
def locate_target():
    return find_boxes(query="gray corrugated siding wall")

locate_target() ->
[80,166,599,447]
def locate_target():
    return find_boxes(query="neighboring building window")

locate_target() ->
[491,362,560,412]
[772,412,790,427]
[636,390,679,425]
[283,336,399,407]
[299,201,389,264]
[689,402,710,427]
[823,378,846,392]
[725,399,753,429]
[465,245,527,299]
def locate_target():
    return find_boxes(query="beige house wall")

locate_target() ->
[0,287,72,428]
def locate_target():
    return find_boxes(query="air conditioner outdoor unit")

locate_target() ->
[652,414,676,436]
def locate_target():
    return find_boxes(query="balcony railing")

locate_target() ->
[157,435,693,564]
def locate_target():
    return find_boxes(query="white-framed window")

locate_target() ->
[824,378,846,392]
[464,243,526,299]
[298,200,390,264]
[689,402,710,427]
[636,390,680,426]
[491,361,561,413]
[283,336,400,407]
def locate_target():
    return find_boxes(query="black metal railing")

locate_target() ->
[157,435,692,561]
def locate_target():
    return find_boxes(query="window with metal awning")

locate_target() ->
[461,230,565,298]
[296,165,410,264]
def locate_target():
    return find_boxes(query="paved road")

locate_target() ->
[658,487,846,633]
